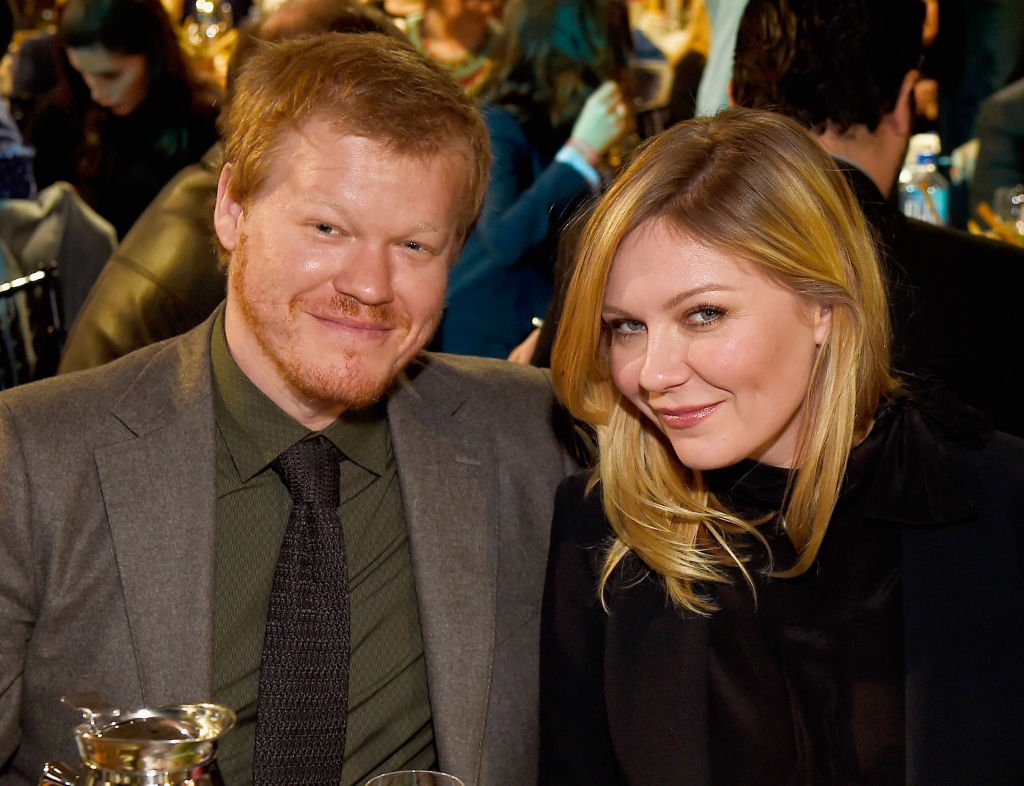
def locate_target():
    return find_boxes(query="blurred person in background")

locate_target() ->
[664,0,711,126]
[693,0,748,116]
[969,75,1024,215]
[57,0,403,374]
[24,0,221,238]
[0,0,36,200]
[440,0,633,358]
[926,0,1024,152]
[510,0,711,367]
[731,0,1024,438]
[404,0,504,96]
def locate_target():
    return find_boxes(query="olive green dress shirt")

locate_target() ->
[208,313,435,785]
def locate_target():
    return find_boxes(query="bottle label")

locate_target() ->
[899,185,949,226]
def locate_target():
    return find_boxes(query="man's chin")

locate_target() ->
[283,359,397,412]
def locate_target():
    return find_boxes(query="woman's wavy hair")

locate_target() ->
[551,107,898,614]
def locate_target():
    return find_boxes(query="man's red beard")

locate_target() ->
[229,235,422,411]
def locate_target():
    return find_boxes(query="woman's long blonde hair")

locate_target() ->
[551,108,898,614]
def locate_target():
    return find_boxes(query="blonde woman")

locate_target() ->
[540,108,1024,785]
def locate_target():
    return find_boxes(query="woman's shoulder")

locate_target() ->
[554,470,611,546]
[853,384,1024,525]
[962,429,1024,510]
[894,384,1024,476]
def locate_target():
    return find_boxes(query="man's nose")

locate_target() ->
[332,245,394,305]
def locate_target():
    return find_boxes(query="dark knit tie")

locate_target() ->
[253,436,350,786]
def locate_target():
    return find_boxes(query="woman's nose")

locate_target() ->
[637,331,692,393]
[85,78,108,105]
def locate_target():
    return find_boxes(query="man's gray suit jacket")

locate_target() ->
[0,314,578,785]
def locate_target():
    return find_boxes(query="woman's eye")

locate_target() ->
[314,223,338,235]
[687,306,724,326]
[605,318,646,340]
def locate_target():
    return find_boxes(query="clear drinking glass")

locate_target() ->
[364,771,464,786]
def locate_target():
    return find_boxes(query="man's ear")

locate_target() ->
[884,69,920,140]
[213,163,243,252]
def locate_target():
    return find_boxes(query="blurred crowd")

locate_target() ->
[1,0,1022,377]
[2,2,1024,784]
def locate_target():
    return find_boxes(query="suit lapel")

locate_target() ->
[388,357,497,783]
[95,320,218,706]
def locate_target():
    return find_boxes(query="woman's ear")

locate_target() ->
[813,303,833,346]
[213,163,243,253]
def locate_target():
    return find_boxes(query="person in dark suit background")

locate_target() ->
[970,75,1024,214]
[730,0,1024,438]
[540,107,1024,785]
[2,33,577,786]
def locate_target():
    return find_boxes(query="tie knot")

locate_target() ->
[273,436,342,507]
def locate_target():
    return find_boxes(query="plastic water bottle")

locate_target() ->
[898,152,950,226]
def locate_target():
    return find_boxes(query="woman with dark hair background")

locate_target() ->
[25,0,220,238]
[439,0,634,359]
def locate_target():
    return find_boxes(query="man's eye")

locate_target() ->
[402,240,436,254]
[314,223,338,235]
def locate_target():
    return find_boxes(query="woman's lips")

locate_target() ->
[653,402,721,429]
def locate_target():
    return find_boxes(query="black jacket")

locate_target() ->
[58,144,225,374]
[840,164,1024,437]
[540,394,1024,785]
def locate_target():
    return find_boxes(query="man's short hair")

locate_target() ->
[732,0,926,133]
[220,33,491,243]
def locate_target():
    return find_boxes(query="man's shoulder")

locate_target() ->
[2,325,209,427]
[392,352,581,461]
[901,215,1024,270]
[403,352,554,400]
[978,76,1024,121]
[841,162,1024,272]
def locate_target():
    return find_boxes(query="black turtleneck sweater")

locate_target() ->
[539,388,1024,785]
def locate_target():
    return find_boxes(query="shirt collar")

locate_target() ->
[210,307,389,482]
